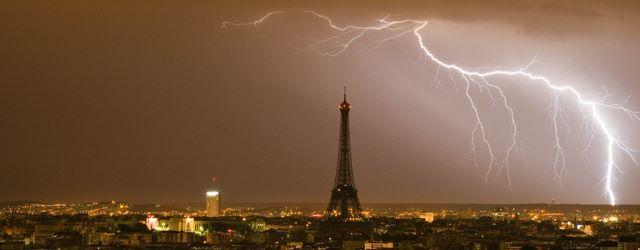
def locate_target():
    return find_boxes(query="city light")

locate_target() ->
[145,216,158,230]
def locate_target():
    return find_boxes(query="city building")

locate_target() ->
[206,191,220,217]
[365,242,394,249]
[145,216,158,230]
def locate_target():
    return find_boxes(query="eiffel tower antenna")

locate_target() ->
[343,86,347,102]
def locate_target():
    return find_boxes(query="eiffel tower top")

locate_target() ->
[339,86,351,111]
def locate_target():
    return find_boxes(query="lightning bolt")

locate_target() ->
[224,9,640,205]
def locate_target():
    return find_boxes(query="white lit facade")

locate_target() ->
[206,191,220,217]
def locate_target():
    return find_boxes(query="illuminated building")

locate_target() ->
[418,212,435,222]
[249,219,266,232]
[145,216,158,230]
[184,217,195,232]
[581,225,594,236]
[206,191,220,217]
[365,242,394,249]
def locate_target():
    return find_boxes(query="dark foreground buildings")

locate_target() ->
[2,211,640,249]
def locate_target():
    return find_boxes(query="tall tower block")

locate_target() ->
[206,191,220,217]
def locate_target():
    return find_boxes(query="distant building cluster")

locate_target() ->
[0,201,129,216]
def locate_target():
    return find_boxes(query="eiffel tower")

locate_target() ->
[326,87,363,221]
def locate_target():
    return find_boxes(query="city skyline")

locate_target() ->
[2,1,640,204]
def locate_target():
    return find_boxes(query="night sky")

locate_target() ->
[2,1,640,204]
